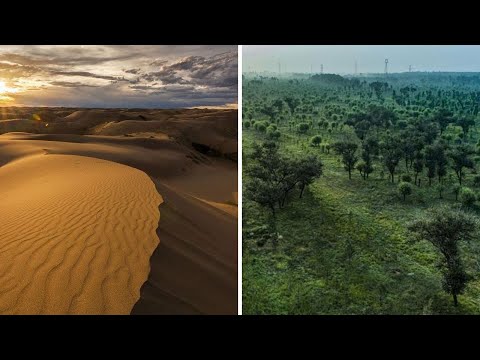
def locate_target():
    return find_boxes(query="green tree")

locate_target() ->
[452,184,461,201]
[398,181,413,201]
[267,126,281,140]
[425,145,437,186]
[435,144,448,183]
[413,151,424,185]
[382,136,402,183]
[459,187,476,208]
[436,183,445,199]
[298,122,310,134]
[295,155,323,198]
[432,108,453,135]
[456,117,475,138]
[284,96,300,115]
[332,141,358,179]
[245,142,285,216]
[310,135,322,147]
[408,207,477,307]
[245,177,283,218]
[448,144,475,185]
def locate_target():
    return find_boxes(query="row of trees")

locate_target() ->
[331,137,477,187]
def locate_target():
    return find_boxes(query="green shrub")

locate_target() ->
[298,122,310,134]
[401,174,412,183]
[459,187,476,207]
[398,181,413,201]
[254,121,268,133]
[267,127,281,140]
[473,175,480,187]
[310,135,322,147]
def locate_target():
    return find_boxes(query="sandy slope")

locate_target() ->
[0,153,161,314]
[132,181,237,314]
[0,109,237,314]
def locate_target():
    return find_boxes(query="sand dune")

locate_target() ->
[0,107,237,314]
[0,108,237,160]
[132,181,237,315]
[0,153,161,314]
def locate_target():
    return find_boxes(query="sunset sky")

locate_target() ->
[0,45,237,108]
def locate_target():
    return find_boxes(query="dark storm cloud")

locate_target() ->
[50,81,100,88]
[140,50,238,89]
[49,70,122,81]
[141,68,188,84]
[125,68,141,74]
[0,45,238,107]
[168,56,204,71]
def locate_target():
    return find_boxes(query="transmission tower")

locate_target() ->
[321,64,324,74]
[384,59,389,75]
[355,60,358,75]
[409,65,412,72]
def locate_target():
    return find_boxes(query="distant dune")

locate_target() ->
[0,107,237,314]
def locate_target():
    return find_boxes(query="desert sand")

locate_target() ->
[0,107,237,314]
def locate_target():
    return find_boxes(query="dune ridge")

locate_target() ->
[0,153,162,314]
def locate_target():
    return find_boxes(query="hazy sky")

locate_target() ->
[0,45,237,108]
[243,45,480,74]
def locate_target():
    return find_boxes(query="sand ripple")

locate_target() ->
[0,154,162,314]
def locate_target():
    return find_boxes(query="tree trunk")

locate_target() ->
[414,173,418,186]
[271,206,276,218]
[348,169,352,180]
[403,194,406,201]
[299,185,305,198]
[453,293,458,307]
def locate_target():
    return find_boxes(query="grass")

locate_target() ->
[243,127,480,314]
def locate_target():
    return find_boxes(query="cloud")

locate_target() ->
[142,68,191,85]
[50,81,100,88]
[124,68,140,74]
[49,70,122,81]
[0,45,237,107]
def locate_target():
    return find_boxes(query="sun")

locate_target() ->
[0,80,19,94]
